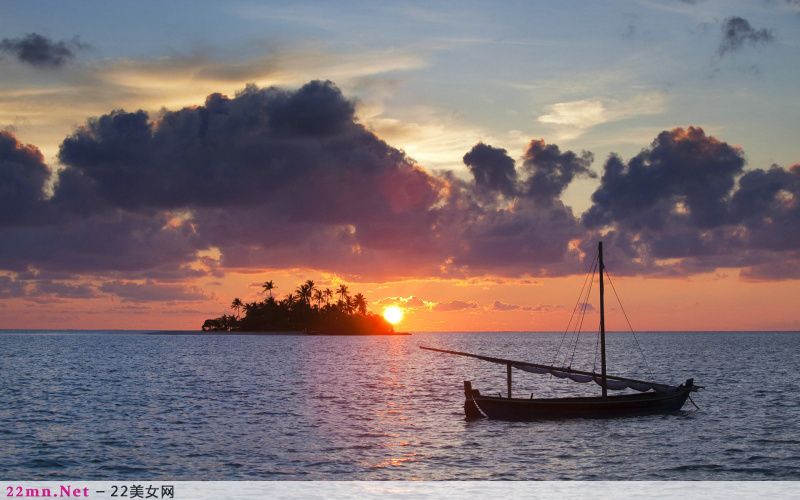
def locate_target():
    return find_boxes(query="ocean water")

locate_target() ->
[1,330,799,480]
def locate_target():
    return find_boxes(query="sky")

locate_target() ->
[1,0,799,331]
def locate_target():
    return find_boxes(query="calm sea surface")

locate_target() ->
[1,330,799,480]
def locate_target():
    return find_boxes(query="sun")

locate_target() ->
[383,306,404,325]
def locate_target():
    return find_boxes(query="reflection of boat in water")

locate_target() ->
[421,242,701,420]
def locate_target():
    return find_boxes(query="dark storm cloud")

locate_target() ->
[730,165,795,228]
[3,79,800,300]
[0,212,203,276]
[449,195,585,276]
[444,139,595,276]
[0,127,206,302]
[521,139,595,205]
[718,17,774,56]
[581,128,800,278]
[583,127,745,231]
[53,73,597,282]
[0,33,85,68]
[461,139,595,206]
[732,164,800,253]
[2,80,597,286]
[0,131,51,226]
[48,80,447,280]
[462,143,517,197]
[55,81,437,218]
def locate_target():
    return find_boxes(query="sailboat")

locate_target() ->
[420,242,700,420]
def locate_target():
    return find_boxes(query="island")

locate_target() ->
[202,280,406,335]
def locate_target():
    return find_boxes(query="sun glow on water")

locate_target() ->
[383,306,404,325]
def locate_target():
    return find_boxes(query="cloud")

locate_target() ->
[0,275,100,300]
[91,45,427,113]
[447,195,586,277]
[1,81,445,282]
[2,80,800,305]
[0,33,86,68]
[521,139,595,205]
[583,126,745,231]
[0,275,27,298]
[374,295,434,312]
[98,280,215,303]
[462,143,518,197]
[490,300,521,311]
[537,94,666,139]
[48,80,589,281]
[461,139,595,206]
[0,211,203,277]
[718,17,774,57]
[581,127,800,277]
[0,131,51,225]
[444,138,596,277]
[526,303,574,312]
[740,256,800,281]
[432,299,479,312]
[539,99,606,128]
[55,81,438,215]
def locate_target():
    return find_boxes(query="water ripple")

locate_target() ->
[1,331,799,479]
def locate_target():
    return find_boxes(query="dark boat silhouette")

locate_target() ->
[421,242,700,420]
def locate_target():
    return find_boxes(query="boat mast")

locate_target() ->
[599,241,608,398]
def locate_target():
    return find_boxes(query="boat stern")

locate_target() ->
[463,381,485,419]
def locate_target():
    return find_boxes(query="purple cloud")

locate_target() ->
[521,139,595,205]
[1,80,800,304]
[0,33,86,68]
[463,143,518,197]
[718,17,774,57]
[99,280,214,303]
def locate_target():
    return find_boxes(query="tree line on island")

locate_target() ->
[202,280,395,334]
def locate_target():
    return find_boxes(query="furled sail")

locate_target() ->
[510,363,675,392]
[420,346,678,393]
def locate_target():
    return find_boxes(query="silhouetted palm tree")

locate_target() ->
[231,297,244,319]
[337,284,349,310]
[262,281,276,298]
[352,293,367,315]
[296,283,313,305]
[313,289,324,309]
[324,288,333,306]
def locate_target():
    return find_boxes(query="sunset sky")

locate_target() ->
[1,0,799,331]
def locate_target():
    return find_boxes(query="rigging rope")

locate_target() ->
[552,251,598,368]
[550,246,656,384]
[568,263,596,368]
[604,269,655,380]
[549,247,656,384]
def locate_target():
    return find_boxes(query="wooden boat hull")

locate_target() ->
[464,380,694,420]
